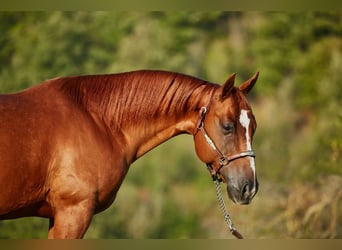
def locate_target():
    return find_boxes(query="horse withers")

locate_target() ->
[0,70,259,238]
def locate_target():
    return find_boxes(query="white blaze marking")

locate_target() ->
[239,110,256,187]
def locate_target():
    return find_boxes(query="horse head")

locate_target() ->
[194,72,259,205]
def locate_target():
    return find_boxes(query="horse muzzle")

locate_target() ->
[226,177,258,205]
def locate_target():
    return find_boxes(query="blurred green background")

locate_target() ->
[0,12,341,238]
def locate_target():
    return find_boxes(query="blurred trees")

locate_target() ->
[0,12,341,238]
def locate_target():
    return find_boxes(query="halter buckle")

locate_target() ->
[219,156,229,166]
[197,107,207,129]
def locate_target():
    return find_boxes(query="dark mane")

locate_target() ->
[55,70,217,129]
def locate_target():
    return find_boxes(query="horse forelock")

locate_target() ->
[226,87,253,117]
[57,70,215,130]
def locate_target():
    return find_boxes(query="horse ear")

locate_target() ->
[221,73,236,99]
[239,72,259,95]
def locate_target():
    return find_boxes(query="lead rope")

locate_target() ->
[213,176,244,239]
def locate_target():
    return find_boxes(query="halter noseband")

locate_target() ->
[196,97,256,183]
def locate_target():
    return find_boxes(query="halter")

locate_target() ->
[195,90,256,239]
[196,105,256,183]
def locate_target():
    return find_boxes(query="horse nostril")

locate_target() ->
[241,182,250,197]
[240,180,258,204]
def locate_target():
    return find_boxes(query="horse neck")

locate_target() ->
[116,83,216,162]
[124,115,190,160]
[57,73,217,163]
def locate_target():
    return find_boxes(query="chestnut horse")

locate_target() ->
[0,70,259,238]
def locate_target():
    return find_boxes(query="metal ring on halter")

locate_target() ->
[197,107,207,129]
[214,150,256,181]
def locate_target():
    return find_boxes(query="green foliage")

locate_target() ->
[0,217,48,238]
[0,12,341,238]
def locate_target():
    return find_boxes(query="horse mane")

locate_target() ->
[55,70,217,129]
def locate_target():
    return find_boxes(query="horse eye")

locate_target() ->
[222,122,234,135]
[252,126,256,134]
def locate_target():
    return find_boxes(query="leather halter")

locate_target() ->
[196,92,256,182]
